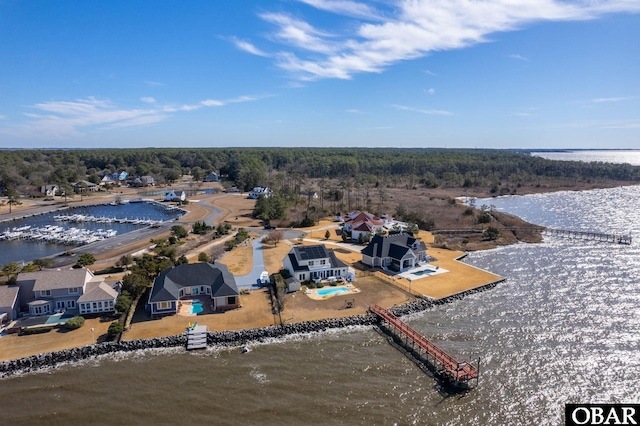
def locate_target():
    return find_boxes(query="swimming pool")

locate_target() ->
[189,301,204,314]
[412,269,436,276]
[317,287,350,296]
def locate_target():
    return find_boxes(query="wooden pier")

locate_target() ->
[370,305,479,390]
[186,324,207,350]
[433,226,632,245]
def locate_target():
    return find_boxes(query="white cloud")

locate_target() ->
[0,115,6,120]
[144,81,164,87]
[393,104,452,116]
[230,36,270,57]
[296,0,386,20]
[591,96,633,103]
[1,94,267,140]
[346,108,363,113]
[0,97,169,140]
[252,0,640,80]
[509,53,530,62]
[426,88,435,95]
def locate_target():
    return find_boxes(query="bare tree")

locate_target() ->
[267,229,284,246]
[209,245,225,264]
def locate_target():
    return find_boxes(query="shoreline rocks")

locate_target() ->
[0,280,501,379]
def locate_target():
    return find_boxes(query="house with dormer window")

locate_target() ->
[283,245,350,282]
[148,263,240,316]
[361,232,427,272]
[16,269,121,316]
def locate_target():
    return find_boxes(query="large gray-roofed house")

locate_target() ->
[148,263,240,316]
[361,232,427,272]
[0,285,20,323]
[283,244,349,282]
[17,268,121,316]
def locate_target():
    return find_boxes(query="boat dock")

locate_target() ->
[433,226,632,245]
[370,305,479,390]
[186,324,207,350]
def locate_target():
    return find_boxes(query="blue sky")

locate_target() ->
[0,0,639,149]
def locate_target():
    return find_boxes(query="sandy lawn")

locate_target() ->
[0,315,117,362]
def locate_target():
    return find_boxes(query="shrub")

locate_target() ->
[21,326,54,335]
[108,321,124,337]
[64,316,85,330]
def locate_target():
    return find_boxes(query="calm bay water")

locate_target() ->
[0,203,182,265]
[1,151,639,424]
[531,149,640,166]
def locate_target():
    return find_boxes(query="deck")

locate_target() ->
[370,305,479,389]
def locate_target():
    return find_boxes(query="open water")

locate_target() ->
[1,153,639,425]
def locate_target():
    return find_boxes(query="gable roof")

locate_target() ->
[361,233,426,260]
[149,263,238,303]
[0,285,20,309]
[78,280,120,303]
[287,245,347,271]
[19,269,92,292]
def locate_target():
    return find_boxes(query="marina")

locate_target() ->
[0,202,185,265]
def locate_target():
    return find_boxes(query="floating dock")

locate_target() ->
[186,325,208,350]
[370,304,479,390]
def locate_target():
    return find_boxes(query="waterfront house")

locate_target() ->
[16,269,121,316]
[165,189,186,202]
[248,186,272,199]
[361,232,427,272]
[0,285,20,324]
[148,263,240,316]
[283,244,350,282]
[342,211,385,241]
[73,180,99,194]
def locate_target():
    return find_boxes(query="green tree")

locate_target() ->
[76,253,96,267]
[121,272,150,299]
[1,262,20,277]
[485,227,500,240]
[325,230,331,240]
[108,321,124,337]
[115,291,133,314]
[197,252,210,263]
[170,225,188,239]
[64,316,85,330]
[33,257,55,270]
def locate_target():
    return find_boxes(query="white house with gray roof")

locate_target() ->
[361,232,427,272]
[148,263,240,316]
[283,244,350,282]
[17,269,121,316]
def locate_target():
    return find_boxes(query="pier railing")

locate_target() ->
[432,226,631,245]
[370,305,479,389]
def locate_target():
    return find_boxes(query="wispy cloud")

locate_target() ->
[0,115,6,120]
[591,96,634,103]
[509,53,530,62]
[346,108,364,113]
[1,94,267,140]
[144,81,164,87]
[296,0,386,20]
[229,36,270,57]
[425,88,435,95]
[393,104,452,116]
[241,0,640,81]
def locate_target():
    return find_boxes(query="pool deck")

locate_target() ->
[388,248,504,300]
[305,284,360,301]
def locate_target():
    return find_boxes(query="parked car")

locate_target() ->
[264,224,276,230]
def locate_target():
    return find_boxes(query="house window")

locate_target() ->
[67,300,76,309]
[308,261,314,266]
[192,287,199,295]
[298,274,305,281]
[69,287,80,294]
[227,296,237,305]
[320,259,326,265]
[41,290,51,297]
[158,301,171,310]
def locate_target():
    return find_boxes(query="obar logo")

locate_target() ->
[566,404,639,426]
